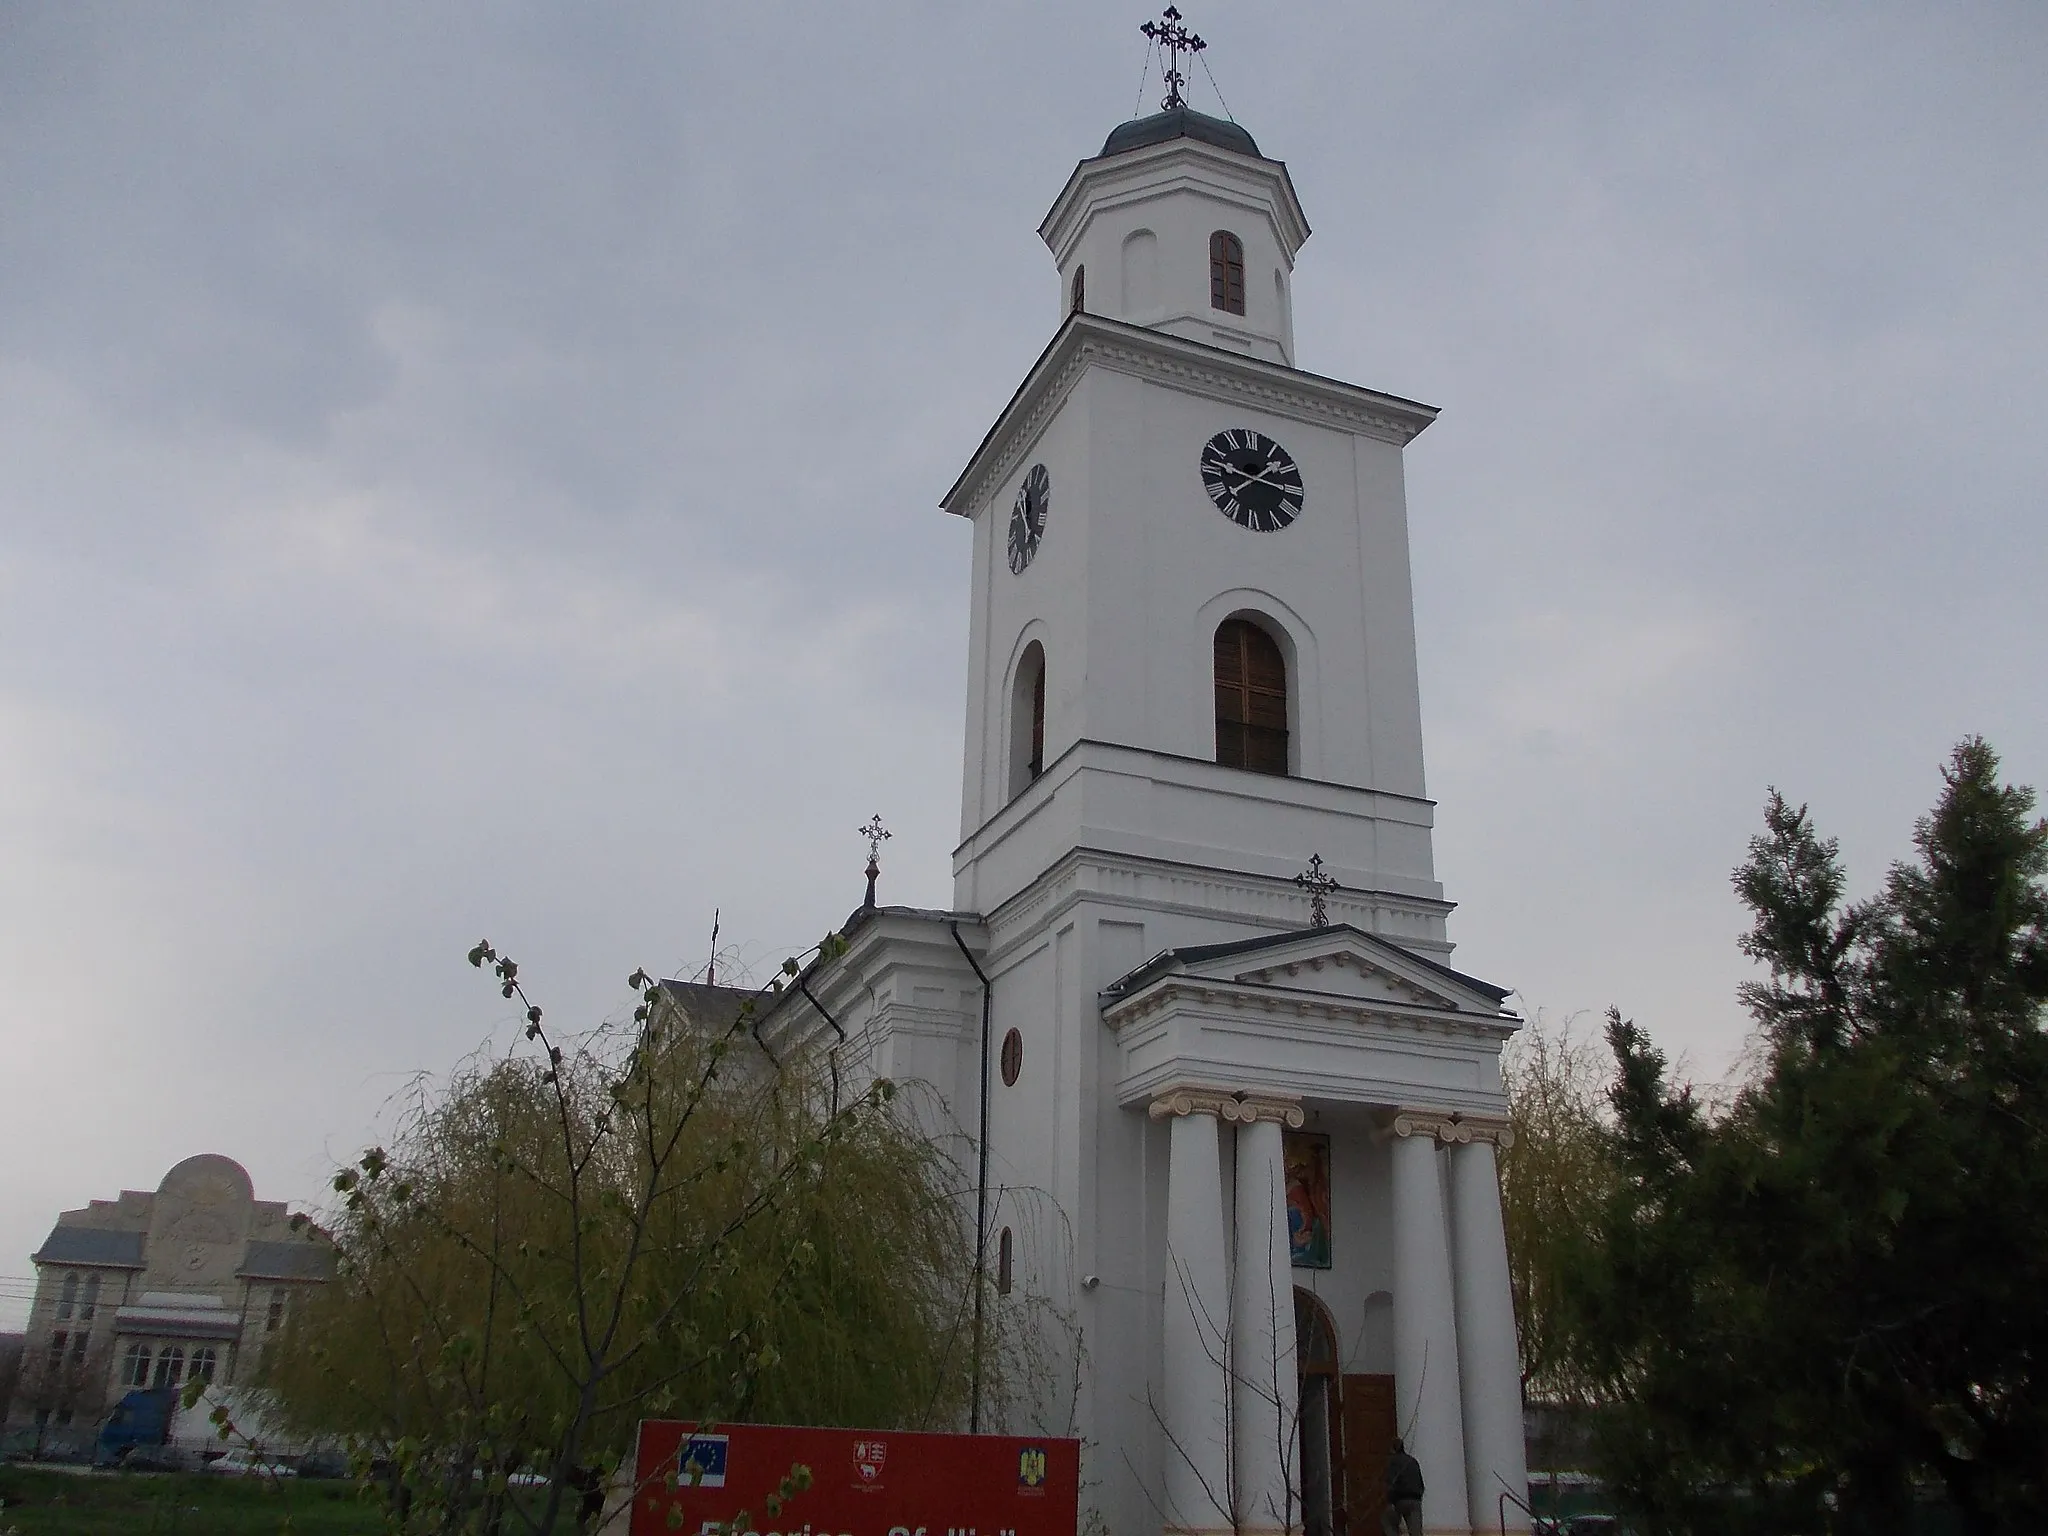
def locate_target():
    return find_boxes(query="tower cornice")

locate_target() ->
[1039,135,1311,268]
[940,314,1438,521]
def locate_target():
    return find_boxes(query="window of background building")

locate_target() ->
[123,1342,152,1387]
[152,1346,185,1389]
[80,1273,100,1322]
[56,1273,76,1321]
[189,1346,218,1385]
[266,1289,286,1332]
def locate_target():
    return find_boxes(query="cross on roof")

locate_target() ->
[1140,6,1206,112]
[859,815,892,910]
[1294,853,1340,928]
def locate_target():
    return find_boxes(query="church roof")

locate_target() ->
[1102,924,1513,1006]
[1100,106,1261,160]
[657,980,758,1031]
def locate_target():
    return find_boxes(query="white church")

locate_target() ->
[729,54,1530,1536]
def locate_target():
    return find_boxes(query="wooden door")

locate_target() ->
[1342,1374,1398,1532]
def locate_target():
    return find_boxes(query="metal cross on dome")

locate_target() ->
[859,815,892,910]
[1294,854,1340,928]
[1140,6,1206,112]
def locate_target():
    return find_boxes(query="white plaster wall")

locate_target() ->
[959,358,1430,841]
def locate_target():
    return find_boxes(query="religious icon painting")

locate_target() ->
[1283,1131,1333,1269]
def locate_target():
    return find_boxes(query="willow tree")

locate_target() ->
[263,940,992,1534]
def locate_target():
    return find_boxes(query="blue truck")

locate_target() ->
[94,1385,181,1465]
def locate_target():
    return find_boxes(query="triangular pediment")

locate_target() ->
[1105,926,1509,1018]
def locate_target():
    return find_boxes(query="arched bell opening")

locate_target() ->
[1007,640,1047,801]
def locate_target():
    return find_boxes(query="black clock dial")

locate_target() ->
[1200,429,1304,532]
[1007,462,1050,574]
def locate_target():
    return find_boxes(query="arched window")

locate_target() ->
[997,1227,1015,1295]
[266,1289,286,1333]
[1215,618,1289,775]
[80,1274,100,1322]
[1210,230,1246,315]
[1008,642,1047,799]
[122,1342,152,1387]
[1070,264,1086,315]
[189,1347,218,1385]
[56,1273,77,1320]
[152,1345,185,1389]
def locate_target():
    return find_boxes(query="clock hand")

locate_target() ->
[1236,465,1299,493]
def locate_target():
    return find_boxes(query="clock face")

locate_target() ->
[1007,462,1050,574]
[1200,429,1304,532]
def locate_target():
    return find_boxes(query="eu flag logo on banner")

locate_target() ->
[679,1434,728,1489]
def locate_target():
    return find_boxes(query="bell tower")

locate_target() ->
[948,98,1447,945]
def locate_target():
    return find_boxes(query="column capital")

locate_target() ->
[1230,1091,1307,1129]
[1380,1108,1515,1148]
[1148,1085,1240,1121]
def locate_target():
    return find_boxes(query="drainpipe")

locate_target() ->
[949,920,993,1434]
[795,975,847,1116]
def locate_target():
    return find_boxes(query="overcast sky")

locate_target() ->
[2,2,2043,1323]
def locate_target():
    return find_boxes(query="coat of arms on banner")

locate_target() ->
[853,1439,886,1484]
[677,1434,727,1489]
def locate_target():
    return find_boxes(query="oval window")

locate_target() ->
[1000,1028,1023,1087]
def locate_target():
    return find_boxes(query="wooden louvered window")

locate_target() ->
[1210,230,1246,315]
[1010,642,1048,800]
[1215,618,1289,775]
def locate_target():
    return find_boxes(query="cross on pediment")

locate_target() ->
[1293,853,1340,927]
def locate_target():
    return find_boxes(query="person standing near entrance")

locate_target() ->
[1383,1437,1425,1536]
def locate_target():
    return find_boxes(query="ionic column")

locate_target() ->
[1150,1087,1235,1534]
[1450,1123,1530,1533]
[1386,1110,1471,1535]
[1230,1094,1305,1535]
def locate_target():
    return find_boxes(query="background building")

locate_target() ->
[9,1153,333,1446]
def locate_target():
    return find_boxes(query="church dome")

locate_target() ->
[1100,106,1261,160]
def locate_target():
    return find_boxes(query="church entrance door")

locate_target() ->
[1340,1372,1398,1534]
[1294,1289,1345,1536]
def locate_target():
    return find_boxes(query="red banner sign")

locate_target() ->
[628,1421,1080,1536]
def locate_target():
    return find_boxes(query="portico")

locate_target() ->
[1107,930,1527,1536]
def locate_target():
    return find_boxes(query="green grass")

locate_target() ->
[0,1465,385,1535]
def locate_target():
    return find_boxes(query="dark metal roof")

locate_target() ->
[1102,924,1513,1005]
[657,980,760,1031]
[238,1241,335,1282]
[33,1227,146,1269]
[1101,107,1261,160]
